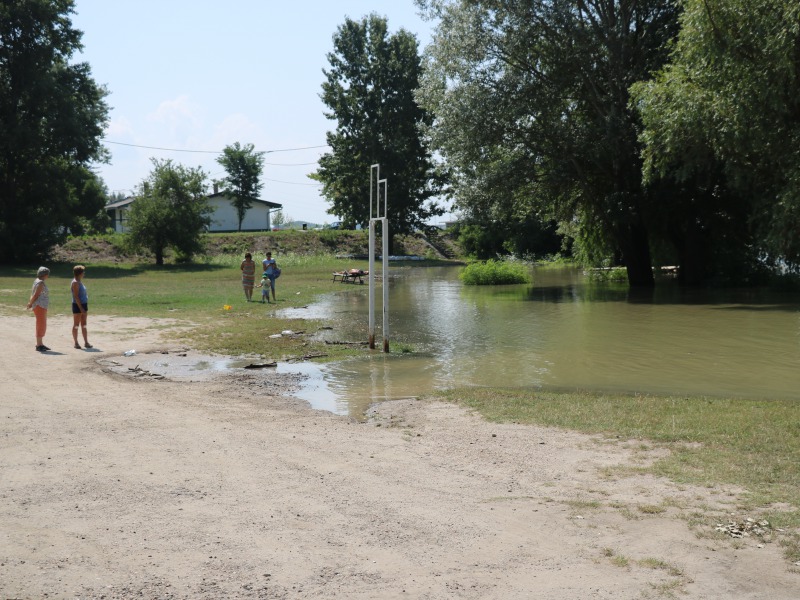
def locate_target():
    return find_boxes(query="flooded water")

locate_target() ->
[282,266,800,417]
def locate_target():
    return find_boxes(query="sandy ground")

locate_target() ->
[1,312,798,599]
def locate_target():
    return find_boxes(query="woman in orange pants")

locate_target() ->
[26,266,51,352]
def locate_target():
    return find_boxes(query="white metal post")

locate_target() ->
[379,179,389,352]
[368,165,390,352]
[368,219,376,349]
[368,164,380,349]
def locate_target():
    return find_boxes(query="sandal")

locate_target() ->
[74,343,81,349]
[84,342,93,349]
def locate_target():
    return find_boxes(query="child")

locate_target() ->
[257,272,271,303]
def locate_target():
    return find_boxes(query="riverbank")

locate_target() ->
[2,313,798,598]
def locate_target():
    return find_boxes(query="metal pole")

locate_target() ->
[379,179,389,353]
[368,219,376,349]
[368,164,380,349]
[370,164,380,218]
[382,217,389,352]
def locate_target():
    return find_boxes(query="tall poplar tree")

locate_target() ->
[312,14,444,242]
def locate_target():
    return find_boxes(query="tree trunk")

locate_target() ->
[622,222,654,287]
[676,221,711,286]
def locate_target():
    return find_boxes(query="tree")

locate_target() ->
[417,1,680,285]
[0,0,109,262]
[271,210,288,227]
[632,0,800,277]
[126,159,211,265]
[311,14,445,246]
[216,142,265,231]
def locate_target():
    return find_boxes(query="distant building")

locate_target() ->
[106,192,283,233]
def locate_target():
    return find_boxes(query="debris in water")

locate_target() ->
[243,362,277,369]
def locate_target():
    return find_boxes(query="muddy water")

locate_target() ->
[284,266,800,417]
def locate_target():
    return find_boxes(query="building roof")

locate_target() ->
[105,196,135,209]
[106,193,282,210]
[208,192,282,209]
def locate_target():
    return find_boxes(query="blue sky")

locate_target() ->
[71,0,438,225]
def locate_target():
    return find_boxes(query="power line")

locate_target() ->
[264,177,322,186]
[102,140,329,154]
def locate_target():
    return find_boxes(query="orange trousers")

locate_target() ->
[33,306,47,338]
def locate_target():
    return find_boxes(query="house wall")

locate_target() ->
[107,197,276,234]
[208,197,271,232]
[108,207,129,233]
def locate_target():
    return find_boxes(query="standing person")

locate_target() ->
[26,266,50,352]
[261,251,279,302]
[240,252,256,302]
[70,265,92,349]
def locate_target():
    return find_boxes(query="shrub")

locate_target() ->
[459,259,532,285]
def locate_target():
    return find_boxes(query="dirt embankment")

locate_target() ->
[50,230,461,264]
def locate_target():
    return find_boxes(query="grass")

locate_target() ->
[0,254,372,362]
[459,259,532,285]
[436,387,800,525]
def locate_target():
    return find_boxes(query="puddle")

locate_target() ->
[99,349,346,416]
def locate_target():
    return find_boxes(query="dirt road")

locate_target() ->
[1,313,797,598]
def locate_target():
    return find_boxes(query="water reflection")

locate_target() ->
[279,265,800,417]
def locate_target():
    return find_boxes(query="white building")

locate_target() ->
[106,193,282,233]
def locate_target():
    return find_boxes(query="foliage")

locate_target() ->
[271,210,286,227]
[311,14,445,244]
[459,259,532,285]
[216,142,265,231]
[584,267,628,283]
[417,0,680,285]
[126,159,212,265]
[0,0,109,263]
[454,216,561,260]
[632,0,800,274]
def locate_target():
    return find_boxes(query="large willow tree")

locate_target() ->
[312,14,444,240]
[417,0,680,285]
[632,0,800,276]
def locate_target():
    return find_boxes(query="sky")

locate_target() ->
[70,0,440,225]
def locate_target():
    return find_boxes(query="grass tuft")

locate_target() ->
[459,259,532,285]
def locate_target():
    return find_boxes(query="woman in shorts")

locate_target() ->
[71,265,92,349]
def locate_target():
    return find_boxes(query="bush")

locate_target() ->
[459,259,532,285]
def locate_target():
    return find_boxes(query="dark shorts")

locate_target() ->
[72,302,88,314]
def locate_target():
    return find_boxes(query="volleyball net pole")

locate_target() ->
[368,164,389,352]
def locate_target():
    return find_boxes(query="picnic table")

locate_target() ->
[332,269,368,284]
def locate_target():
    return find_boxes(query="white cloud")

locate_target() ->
[206,113,266,150]
[105,116,134,137]
[146,95,204,137]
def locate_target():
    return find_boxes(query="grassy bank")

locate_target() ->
[438,387,800,560]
